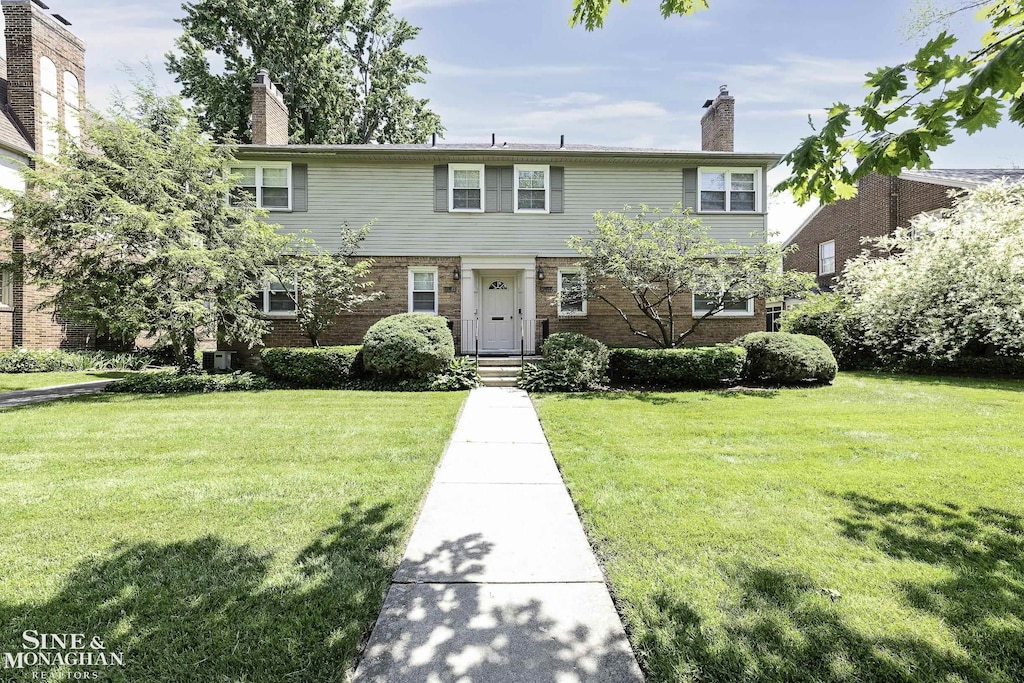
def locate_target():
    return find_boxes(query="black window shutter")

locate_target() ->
[550,166,565,213]
[292,163,308,212]
[434,165,448,212]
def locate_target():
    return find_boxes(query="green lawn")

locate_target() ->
[0,370,135,392]
[534,373,1024,683]
[0,390,466,682]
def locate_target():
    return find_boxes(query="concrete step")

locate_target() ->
[479,366,521,376]
[480,376,520,387]
[477,356,541,367]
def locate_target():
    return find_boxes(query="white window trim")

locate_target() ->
[557,268,587,318]
[408,266,439,315]
[513,164,550,214]
[692,292,755,318]
[0,269,13,308]
[449,163,485,213]
[261,275,298,318]
[818,240,836,275]
[697,167,761,213]
[230,161,293,211]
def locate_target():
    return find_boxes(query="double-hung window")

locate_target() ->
[557,268,586,317]
[698,168,759,212]
[254,275,297,316]
[409,267,438,314]
[449,164,484,212]
[230,163,292,210]
[515,165,549,212]
[0,269,13,308]
[818,240,836,275]
[692,291,754,317]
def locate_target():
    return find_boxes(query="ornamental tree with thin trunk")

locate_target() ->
[566,205,813,348]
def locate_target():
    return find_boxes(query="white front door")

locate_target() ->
[481,276,516,352]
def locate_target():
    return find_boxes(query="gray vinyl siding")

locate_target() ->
[261,160,768,257]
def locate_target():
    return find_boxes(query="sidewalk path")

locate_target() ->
[354,387,644,682]
[0,380,117,410]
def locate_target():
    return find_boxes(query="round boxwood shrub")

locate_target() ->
[362,313,455,379]
[734,332,838,385]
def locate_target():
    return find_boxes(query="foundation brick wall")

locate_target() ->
[784,173,957,290]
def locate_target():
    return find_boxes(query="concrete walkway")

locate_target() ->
[0,380,117,409]
[354,387,644,683]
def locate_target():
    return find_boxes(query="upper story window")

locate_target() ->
[64,71,81,145]
[229,162,292,210]
[409,267,438,314]
[557,268,586,317]
[39,57,59,159]
[449,163,483,212]
[692,291,754,317]
[698,168,760,213]
[515,165,549,213]
[819,240,836,275]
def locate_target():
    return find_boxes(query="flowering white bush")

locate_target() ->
[842,180,1024,360]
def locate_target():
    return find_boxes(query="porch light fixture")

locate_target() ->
[453,267,461,281]
[536,266,545,281]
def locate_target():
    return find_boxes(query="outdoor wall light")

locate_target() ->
[453,267,461,281]
[536,266,545,281]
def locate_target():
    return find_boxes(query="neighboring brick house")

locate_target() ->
[227,80,777,355]
[0,0,90,350]
[783,169,1024,292]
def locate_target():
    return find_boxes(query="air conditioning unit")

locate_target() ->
[202,350,235,372]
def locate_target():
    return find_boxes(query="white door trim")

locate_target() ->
[460,256,537,355]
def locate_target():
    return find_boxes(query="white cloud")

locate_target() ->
[430,61,602,78]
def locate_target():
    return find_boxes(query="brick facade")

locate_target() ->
[700,86,735,153]
[1,0,92,350]
[784,173,957,290]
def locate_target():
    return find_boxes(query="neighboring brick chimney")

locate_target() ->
[701,84,734,152]
[251,69,289,145]
[2,0,86,151]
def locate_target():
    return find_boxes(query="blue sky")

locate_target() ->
[20,0,1024,237]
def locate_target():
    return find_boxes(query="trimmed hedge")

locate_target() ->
[899,355,1024,379]
[260,345,364,388]
[519,332,609,392]
[609,346,746,388]
[779,294,873,370]
[106,371,272,394]
[735,332,838,385]
[0,349,150,373]
[362,313,455,379]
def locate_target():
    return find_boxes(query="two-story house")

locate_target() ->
[231,78,781,355]
[0,0,88,350]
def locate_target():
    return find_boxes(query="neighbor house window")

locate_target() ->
[409,267,438,314]
[229,163,292,210]
[692,291,754,317]
[64,71,81,145]
[557,268,586,317]
[819,240,836,275]
[698,168,760,212]
[255,275,297,316]
[0,269,13,308]
[40,57,59,159]
[449,164,484,212]
[515,164,549,212]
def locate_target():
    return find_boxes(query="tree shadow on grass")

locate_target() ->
[636,494,1024,682]
[843,370,1024,393]
[0,501,403,682]
[548,387,780,406]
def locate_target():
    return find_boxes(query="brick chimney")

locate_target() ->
[701,84,734,152]
[251,69,288,145]
[2,0,86,152]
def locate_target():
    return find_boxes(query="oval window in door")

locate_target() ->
[488,281,508,290]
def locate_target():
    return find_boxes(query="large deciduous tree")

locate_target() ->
[566,206,812,347]
[570,0,1024,205]
[0,85,288,370]
[166,0,442,144]
[841,180,1024,360]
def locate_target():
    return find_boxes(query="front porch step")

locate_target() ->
[477,356,542,367]
[480,375,520,387]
